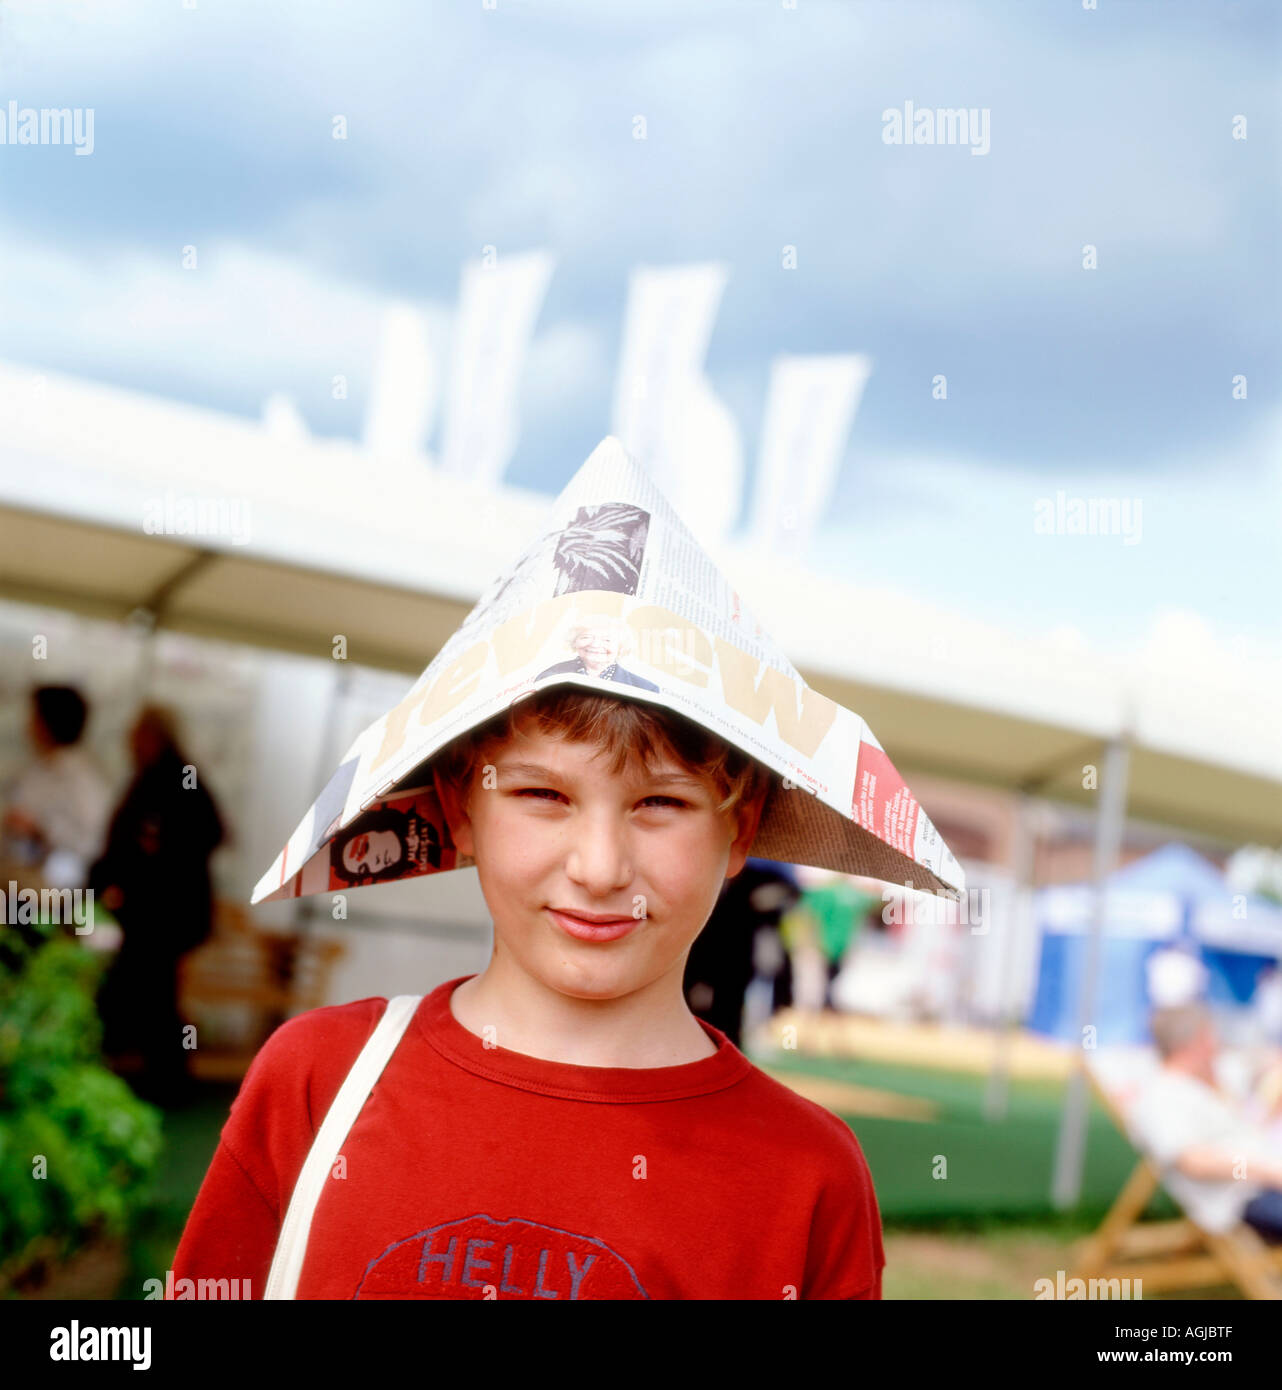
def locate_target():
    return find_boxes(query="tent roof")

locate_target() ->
[0,498,480,674]
[1108,843,1230,898]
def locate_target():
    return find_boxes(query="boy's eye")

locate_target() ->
[513,789,686,809]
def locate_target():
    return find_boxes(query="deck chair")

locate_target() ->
[1072,1046,1282,1299]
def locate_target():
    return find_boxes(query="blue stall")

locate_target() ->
[1027,844,1282,1047]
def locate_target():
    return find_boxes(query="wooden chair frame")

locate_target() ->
[1073,1061,1282,1300]
[177,902,345,1081]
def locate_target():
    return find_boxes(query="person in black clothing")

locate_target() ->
[683,858,800,1048]
[89,704,225,1105]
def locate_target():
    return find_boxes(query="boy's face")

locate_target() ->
[434,720,767,1003]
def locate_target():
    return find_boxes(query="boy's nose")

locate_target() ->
[564,815,632,895]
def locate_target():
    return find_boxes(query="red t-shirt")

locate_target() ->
[171,975,885,1300]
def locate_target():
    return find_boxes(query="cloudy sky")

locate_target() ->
[0,0,1277,668]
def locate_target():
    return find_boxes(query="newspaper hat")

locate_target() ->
[251,436,965,906]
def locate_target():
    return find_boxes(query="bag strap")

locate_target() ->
[264,994,423,1300]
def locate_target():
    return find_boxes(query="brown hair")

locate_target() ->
[1149,1003,1213,1060]
[132,702,184,757]
[432,685,774,821]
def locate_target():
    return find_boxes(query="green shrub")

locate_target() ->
[0,913,163,1292]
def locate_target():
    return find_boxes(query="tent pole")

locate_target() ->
[983,790,1037,1121]
[1052,731,1131,1208]
[292,660,352,940]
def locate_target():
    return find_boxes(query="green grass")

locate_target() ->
[748,1046,1178,1230]
[117,1083,239,1299]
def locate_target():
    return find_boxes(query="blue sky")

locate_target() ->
[0,0,1277,660]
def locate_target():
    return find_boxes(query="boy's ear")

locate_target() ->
[725,783,769,880]
[433,764,475,860]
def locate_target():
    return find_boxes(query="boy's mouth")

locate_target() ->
[551,907,632,924]
[547,907,639,943]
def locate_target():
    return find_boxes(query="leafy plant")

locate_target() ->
[0,913,163,1293]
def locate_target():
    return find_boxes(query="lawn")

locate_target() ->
[751,1048,1168,1223]
[117,1082,239,1300]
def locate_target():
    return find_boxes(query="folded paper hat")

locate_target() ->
[251,436,965,906]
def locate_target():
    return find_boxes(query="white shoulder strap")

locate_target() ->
[264,994,423,1300]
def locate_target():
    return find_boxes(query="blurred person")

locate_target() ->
[1128,1003,1282,1243]
[892,888,962,1022]
[778,873,830,1013]
[1,684,112,889]
[793,869,877,1010]
[768,915,795,1012]
[831,910,919,1020]
[746,915,790,1034]
[88,703,225,1105]
[1244,965,1282,1146]
[683,857,799,1047]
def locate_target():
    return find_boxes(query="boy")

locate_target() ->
[173,684,885,1299]
[171,436,963,1300]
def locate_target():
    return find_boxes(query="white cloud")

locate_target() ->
[0,225,434,424]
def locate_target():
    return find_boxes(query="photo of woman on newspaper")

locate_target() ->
[327,800,444,888]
